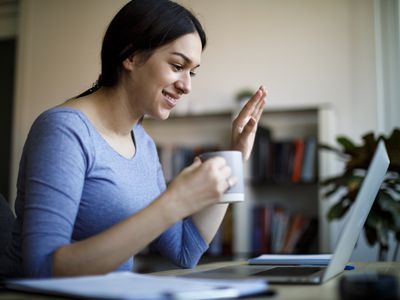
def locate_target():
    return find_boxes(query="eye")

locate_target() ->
[190,71,197,77]
[171,64,183,72]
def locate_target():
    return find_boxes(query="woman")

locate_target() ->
[1,0,266,278]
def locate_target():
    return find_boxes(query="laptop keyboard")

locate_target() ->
[254,266,324,277]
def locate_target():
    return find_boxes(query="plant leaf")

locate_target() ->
[378,192,400,228]
[362,132,377,150]
[323,187,341,198]
[396,231,400,243]
[364,226,377,246]
[336,136,356,154]
[320,175,343,186]
[385,128,400,171]
[327,198,350,220]
[318,144,349,158]
[376,219,390,249]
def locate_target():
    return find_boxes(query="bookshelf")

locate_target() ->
[142,104,336,258]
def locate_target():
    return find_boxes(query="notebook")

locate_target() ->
[4,271,270,300]
[183,140,390,284]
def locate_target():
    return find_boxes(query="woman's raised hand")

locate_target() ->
[231,86,267,161]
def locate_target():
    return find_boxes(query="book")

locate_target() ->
[294,218,319,253]
[222,206,233,255]
[251,206,262,253]
[271,206,288,253]
[251,126,272,183]
[259,207,271,253]
[248,254,332,265]
[291,138,305,183]
[301,137,317,183]
[282,214,310,253]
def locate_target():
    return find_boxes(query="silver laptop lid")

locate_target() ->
[323,140,390,282]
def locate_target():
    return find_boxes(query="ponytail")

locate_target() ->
[75,75,102,98]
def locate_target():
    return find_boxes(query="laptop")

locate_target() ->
[183,140,390,284]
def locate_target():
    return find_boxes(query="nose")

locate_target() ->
[175,72,191,95]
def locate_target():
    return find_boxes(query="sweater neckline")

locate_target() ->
[50,106,139,161]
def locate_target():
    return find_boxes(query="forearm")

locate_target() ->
[53,190,181,277]
[191,203,229,244]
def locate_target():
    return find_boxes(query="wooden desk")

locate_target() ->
[153,261,400,300]
[0,261,399,299]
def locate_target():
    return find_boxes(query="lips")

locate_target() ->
[162,90,179,108]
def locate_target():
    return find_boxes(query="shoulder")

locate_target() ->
[22,107,98,171]
[32,106,91,129]
[25,107,96,159]
[29,107,92,139]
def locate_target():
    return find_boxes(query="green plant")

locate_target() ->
[320,128,400,261]
[235,88,254,102]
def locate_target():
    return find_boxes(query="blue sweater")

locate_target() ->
[1,107,208,278]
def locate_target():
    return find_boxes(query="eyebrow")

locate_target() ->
[171,52,200,68]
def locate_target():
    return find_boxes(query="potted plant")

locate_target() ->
[235,88,254,104]
[320,128,400,261]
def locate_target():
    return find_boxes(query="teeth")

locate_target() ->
[162,91,177,108]
[163,91,176,102]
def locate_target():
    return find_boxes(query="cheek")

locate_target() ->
[136,62,177,93]
[150,64,177,86]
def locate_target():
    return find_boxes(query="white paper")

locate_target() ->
[6,271,269,300]
[248,254,332,265]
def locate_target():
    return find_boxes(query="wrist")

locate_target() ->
[157,187,188,223]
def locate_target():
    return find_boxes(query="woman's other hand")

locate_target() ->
[231,86,267,161]
[167,157,233,216]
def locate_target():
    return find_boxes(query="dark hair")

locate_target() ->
[78,0,206,97]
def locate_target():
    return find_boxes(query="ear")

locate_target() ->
[122,55,136,71]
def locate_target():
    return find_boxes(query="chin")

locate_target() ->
[151,109,171,121]
[160,112,171,120]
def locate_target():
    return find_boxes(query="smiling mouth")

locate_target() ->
[162,90,179,108]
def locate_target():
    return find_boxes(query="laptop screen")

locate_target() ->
[323,140,390,282]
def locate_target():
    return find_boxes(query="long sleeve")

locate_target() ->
[21,112,92,277]
[151,159,209,268]
[151,218,209,268]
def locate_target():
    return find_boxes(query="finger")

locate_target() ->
[256,87,267,106]
[260,85,267,96]
[234,88,264,130]
[251,88,266,121]
[228,176,237,187]
[237,88,263,119]
[220,165,232,177]
[257,86,267,108]
[242,116,258,136]
[252,97,265,121]
[224,176,238,191]
[185,156,202,171]
[205,156,227,169]
[195,156,203,163]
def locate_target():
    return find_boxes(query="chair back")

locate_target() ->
[0,193,15,256]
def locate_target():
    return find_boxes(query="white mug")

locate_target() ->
[199,150,244,203]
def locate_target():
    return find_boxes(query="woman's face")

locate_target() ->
[124,32,202,120]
